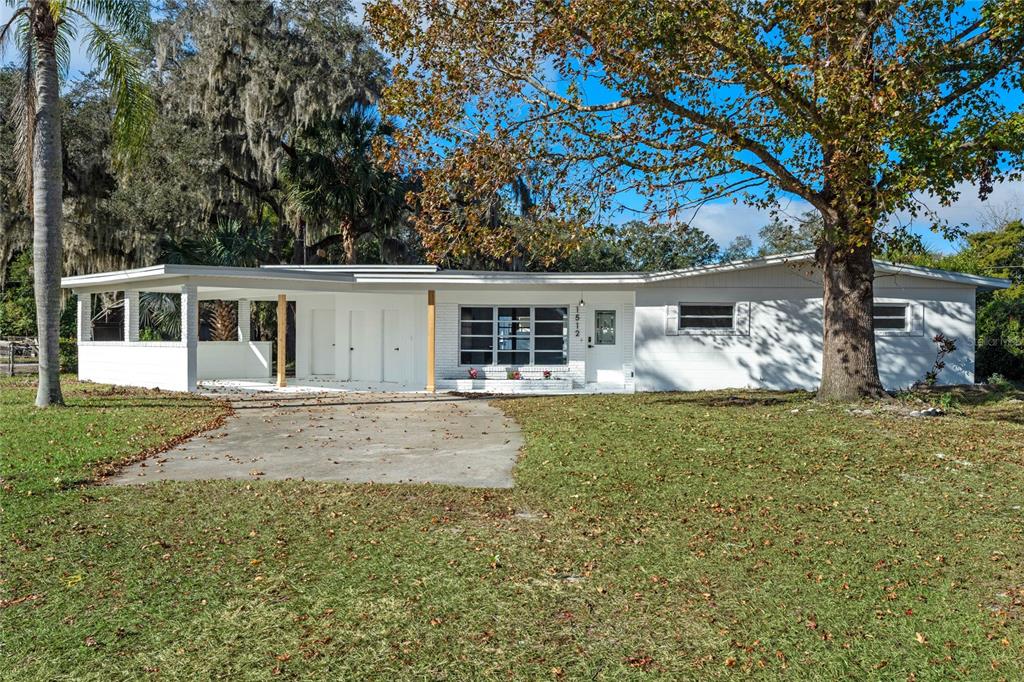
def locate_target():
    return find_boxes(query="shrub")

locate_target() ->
[58,338,78,373]
[977,285,1024,381]
[923,333,957,387]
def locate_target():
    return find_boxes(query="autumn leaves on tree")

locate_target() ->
[368,0,1024,400]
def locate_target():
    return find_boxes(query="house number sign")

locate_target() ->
[574,307,582,337]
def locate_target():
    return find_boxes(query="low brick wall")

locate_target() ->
[438,377,575,393]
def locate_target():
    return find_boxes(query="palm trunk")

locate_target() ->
[341,221,357,264]
[31,21,64,407]
[290,214,306,265]
[817,240,886,401]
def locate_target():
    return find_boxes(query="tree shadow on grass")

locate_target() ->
[980,406,1024,426]
[649,390,810,408]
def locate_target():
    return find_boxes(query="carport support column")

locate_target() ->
[76,293,92,342]
[276,294,287,387]
[181,284,198,391]
[237,299,251,342]
[426,290,436,392]
[124,290,140,342]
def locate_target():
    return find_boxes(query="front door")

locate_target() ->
[311,309,335,375]
[382,309,411,383]
[586,308,624,385]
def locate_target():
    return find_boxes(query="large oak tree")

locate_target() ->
[369,0,1024,400]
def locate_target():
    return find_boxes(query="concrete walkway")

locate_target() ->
[107,391,521,488]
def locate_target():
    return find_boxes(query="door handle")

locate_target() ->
[393,347,399,351]
[349,347,354,351]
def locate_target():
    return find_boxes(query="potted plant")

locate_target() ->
[543,370,552,380]
[468,367,479,379]
[507,369,522,380]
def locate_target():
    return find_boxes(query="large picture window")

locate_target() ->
[460,306,568,365]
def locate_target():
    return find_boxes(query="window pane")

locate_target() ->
[534,321,565,337]
[874,317,907,329]
[534,351,567,365]
[498,307,531,320]
[680,316,733,329]
[873,305,905,317]
[535,307,567,321]
[595,310,616,345]
[461,351,492,365]
[460,321,493,336]
[460,336,494,350]
[680,304,734,317]
[461,307,493,321]
[497,336,530,351]
[497,351,530,365]
[535,336,565,351]
[498,320,531,336]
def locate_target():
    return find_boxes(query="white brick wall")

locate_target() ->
[621,302,636,392]
[77,295,92,342]
[124,290,140,342]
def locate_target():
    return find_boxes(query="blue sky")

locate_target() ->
[3,4,1022,254]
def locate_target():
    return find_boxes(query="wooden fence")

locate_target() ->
[1,337,39,377]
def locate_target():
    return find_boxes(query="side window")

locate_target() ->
[873,304,907,331]
[679,304,734,331]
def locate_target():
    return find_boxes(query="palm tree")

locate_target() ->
[1,0,153,406]
[284,108,413,264]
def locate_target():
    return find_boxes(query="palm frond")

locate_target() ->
[0,6,28,54]
[53,23,74,78]
[76,0,150,43]
[9,39,35,213]
[78,14,154,165]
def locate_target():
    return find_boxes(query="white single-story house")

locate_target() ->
[61,251,1010,394]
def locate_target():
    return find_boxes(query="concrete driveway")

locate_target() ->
[107,391,521,488]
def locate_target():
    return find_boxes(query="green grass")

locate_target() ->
[3,377,1024,679]
[1,377,230,495]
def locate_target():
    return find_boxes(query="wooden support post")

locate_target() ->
[276,294,287,388]
[426,290,436,392]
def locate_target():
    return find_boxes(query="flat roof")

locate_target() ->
[61,252,1012,291]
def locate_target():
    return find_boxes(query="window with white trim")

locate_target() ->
[873,304,908,331]
[460,306,568,365]
[679,303,735,330]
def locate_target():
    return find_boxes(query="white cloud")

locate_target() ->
[684,179,1024,252]
[687,197,814,247]
[893,179,1024,249]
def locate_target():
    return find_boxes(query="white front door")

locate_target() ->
[349,310,380,382]
[311,309,336,375]
[382,309,411,383]
[586,307,624,385]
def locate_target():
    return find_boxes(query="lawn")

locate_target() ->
[3,376,1024,679]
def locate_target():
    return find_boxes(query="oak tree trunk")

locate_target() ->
[31,17,64,407]
[817,241,886,401]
